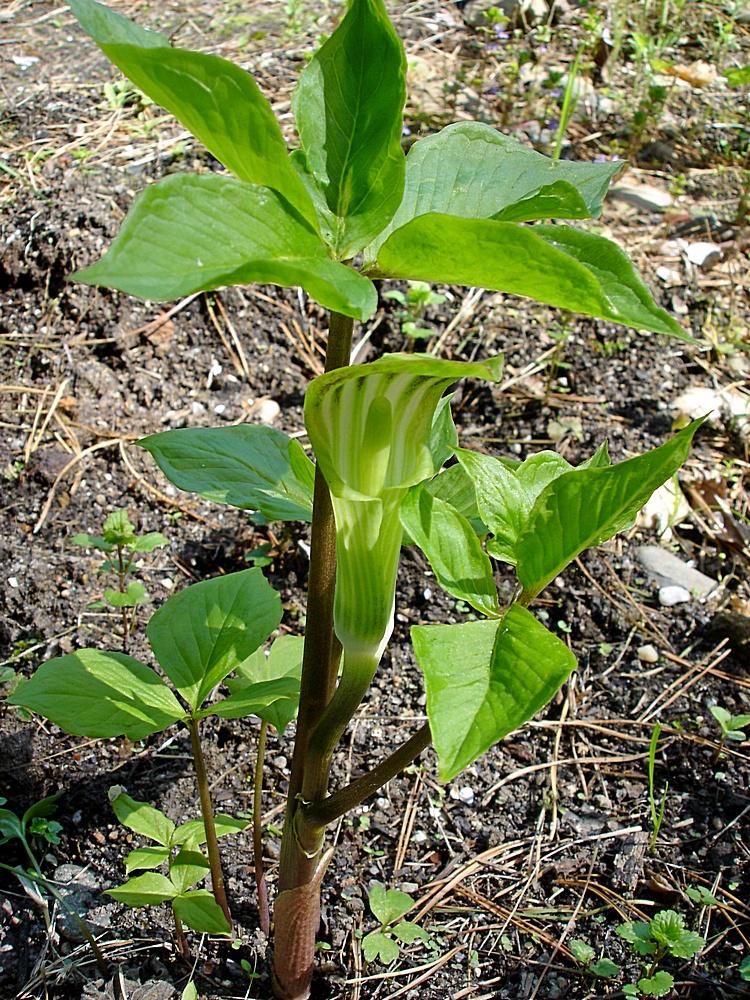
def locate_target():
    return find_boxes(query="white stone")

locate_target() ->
[8,577,19,589]
[637,546,717,598]
[610,183,673,212]
[637,644,659,663]
[637,480,691,538]
[256,399,280,424]
[686,241,722,270]
[458,786,475,805]
[659,585,692,606]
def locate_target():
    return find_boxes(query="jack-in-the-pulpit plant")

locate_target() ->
[10,1,702,997]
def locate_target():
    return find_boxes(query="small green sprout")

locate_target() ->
[618,909,705,997]
[648,722,668,852]
[710,705,750,762]
[740,955,750,981]
[685,885,719,907]
[569,938,620,978]
[362,884,432,965]
[73,509,168,649]
[383,281,446,340]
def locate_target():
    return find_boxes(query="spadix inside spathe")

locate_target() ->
[304,353,502,660]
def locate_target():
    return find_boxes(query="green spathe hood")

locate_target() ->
[304,353,503,657]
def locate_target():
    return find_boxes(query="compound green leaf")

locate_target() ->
[364,122,621,263]
[726,66,750,87]
[533,224,690,339]
[170,848,210,894]
[74,174,376,321]
[132,532,170,553]
[7,650,184,741]
[124,846,171,873]
[454,448,573,565]
[200,675,300,722]
[423,464,486,535]
[172,889,231,934]
[227,633,304,734]
[104,581,150,608]
[146,568,282,711]
[400,484,500,617]
[372,214,688,338]
[110,789,175,846]
[67,0,315,224]
[172,814,247,847]
[412,605,576,781]
[516,421,702,600]
[106,872,178,907]
[292,0,406,258]
[140,425,314,522]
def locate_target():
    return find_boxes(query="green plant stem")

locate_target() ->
[254,718,270,936]
[0,861,111,979]
[186,716,232,931]
[172,908,190,961]
[294,651,380,855]
[117,544,129,651]
[273,310,353,1000]
[278,310,353,891]
[303,722,431,831]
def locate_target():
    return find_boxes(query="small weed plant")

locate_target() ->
[362,884,432,964]
[648,721,668,852]
[9,1,702,996]
[73,508,168,649]
[105,787,246,958]
[710,705,750,762]
[569,938,619,979]
[382,280,446,342]
[618,909,705,997]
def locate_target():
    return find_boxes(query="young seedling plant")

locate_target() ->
[11,1,703,996]
[105,787,247,959]
[382,280,447,343]
[12,568,301,953]
[362,884,432,965]
[617,909,705,997]
[710,705,750,763]
[73,508,168,650]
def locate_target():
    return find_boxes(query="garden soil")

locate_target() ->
[1,2,749,999]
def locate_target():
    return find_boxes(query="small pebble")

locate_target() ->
[274,755,287,769]
[659,585,691,606]
[423,588,432,600]
[8,577,18,589]
[637,644,659,663]
[257,399,280,424]
[458,786,474,805]
[399,882,419,894]
[686,241,722,271]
